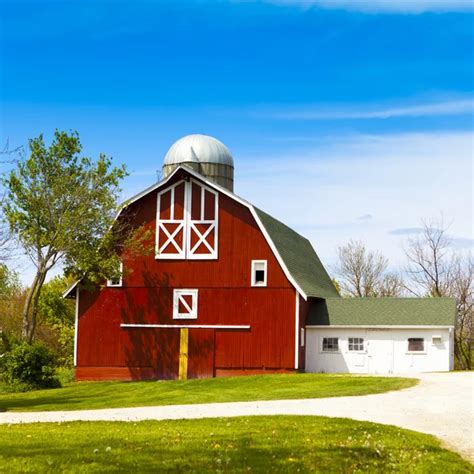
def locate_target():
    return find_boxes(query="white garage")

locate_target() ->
[305,298,455,374]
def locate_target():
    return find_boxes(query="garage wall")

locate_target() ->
[305,327,453,374]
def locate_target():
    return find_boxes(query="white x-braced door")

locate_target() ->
[156,181,186,259]
[186,180,218,259]
[156,179,218,260]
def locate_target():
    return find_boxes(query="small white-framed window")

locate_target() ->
[251,260,267,287]
[107,262,123,287]
[173,289,198,319]
[432,335,443,345]
[408,338,424,352]
[322,337,339,352]
[348,337,364,352]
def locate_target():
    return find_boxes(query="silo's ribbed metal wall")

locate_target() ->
[162,135,235,191]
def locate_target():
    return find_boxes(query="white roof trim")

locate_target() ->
[117,165,308,299]
[306,325,454,329]
[62,280,79,299]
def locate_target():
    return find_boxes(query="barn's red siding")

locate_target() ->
[76,173,300,380]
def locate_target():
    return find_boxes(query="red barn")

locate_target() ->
[66,134,339,381]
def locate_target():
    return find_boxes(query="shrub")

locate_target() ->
[1,341,60,390]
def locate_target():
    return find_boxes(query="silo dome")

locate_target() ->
[162,134,234,191]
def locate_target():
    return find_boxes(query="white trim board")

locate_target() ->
[63,280,79,299]
[73,287,79,366]
[121,324,250,329]
[306,325,455,329]
[294,290,299,369]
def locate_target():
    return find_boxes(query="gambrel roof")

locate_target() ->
[254,208,339,299]
[307,297,456,327]
[64,165,339,300]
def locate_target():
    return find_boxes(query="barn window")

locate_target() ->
[322,337,339,352]
[348,337,364,351]
[156,179,218,260]
[408,338,424,352]
[432,335,443,345]
[251,260,267,287]
[173,289,198,319]
[107,262,123,287]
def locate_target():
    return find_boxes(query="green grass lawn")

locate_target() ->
[0,373,417,412]
[0,416,470,473]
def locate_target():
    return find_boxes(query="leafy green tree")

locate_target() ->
[2,130,127,343]
[0,263,21,299]
[38,276,75,366]
[2,341,60,390]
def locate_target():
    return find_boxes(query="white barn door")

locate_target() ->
[366,330,394,374]
[156,179,218,260]
[186,181,218,259]
[156,182,186,259]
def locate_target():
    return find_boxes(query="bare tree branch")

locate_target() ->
[335,240,404,297]
[405,218,473,369]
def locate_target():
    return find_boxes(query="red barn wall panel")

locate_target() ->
[188,329,215,379]
[121,183,291,290]
[155,329,180,379]
[76,172,302,380]
[77,287,296,372]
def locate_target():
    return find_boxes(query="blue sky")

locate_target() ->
[0,0,472,279]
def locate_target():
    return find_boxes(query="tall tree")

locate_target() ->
[335,240,404,297]
[2,131,127,343]
[405,220,473,369]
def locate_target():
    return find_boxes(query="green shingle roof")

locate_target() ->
[308,297,456,327]
[254,207,340,299]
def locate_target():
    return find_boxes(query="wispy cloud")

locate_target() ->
[389,228,472,248]
[261,99,474,120]
[451,237,474,248]
[237,131,472,268]
[266,0,473,14]
[358,214,373,221]
[389,227,425,235]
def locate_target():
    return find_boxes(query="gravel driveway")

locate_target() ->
[1,372,472,461]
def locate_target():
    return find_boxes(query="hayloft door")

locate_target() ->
[186,181,218,259]
[156,182,186,258]
[156,179,218,260]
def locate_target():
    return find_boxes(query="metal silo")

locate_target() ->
[162,134,234,191]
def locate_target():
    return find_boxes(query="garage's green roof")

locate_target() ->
[308,297,456,326]
[254,208,340,299]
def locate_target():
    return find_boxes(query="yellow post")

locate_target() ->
[178,328,189,380]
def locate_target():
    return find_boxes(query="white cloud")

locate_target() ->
[261,99,474,120]
[266,0,473,14]
[235,131,473,272]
